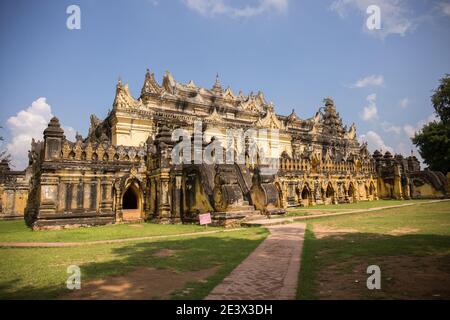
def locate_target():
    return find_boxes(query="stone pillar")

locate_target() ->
[393,164,403,200]
[83,181,91,210]
[76,180,84,210]
[43,117,64,161]
[170,166,183,224]
[71,182,78,211]
[39,176,59,215]
[115,186,123,222]
[58,182,66,212]
[157,169,172,223]
[100,179,113,213]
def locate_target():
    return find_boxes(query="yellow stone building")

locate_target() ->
[0,69,448,228]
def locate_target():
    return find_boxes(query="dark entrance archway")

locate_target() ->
[301,186,311,206]
[348,183,357,203]
[123,187,138,209]
[122,181,142,221]
[325,183,334,204]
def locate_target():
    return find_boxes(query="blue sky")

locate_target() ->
[1,0,450,169]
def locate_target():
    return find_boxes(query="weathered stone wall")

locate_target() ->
[4,70,448,228]
[0,160,30,218]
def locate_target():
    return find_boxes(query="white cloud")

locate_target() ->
[381,121,401,134]
[183,0,288,18]
[358,130,394,153]
[403,114,439,138]
[360,93,379,121]
[6,97,76,170]
[399,97,409,108]
[351,74,384,88]
[330,0,414,38]
[437,2,450,16]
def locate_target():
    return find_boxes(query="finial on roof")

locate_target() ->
[212,72,222,92]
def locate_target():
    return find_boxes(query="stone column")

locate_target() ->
[71,181,78,211]
[83,181,91,211]
[115,186,123,222]
[157,169,171,223]
[100,179,113,213]
[38,176,59,215]
[393,165,403,200]
[76,180,84,210]
[58,182,65,213]
[170,166,183,224]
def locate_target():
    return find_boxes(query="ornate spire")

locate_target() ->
[44,117,64,138]
[162,70,176,94]
[113,78,138,109]
[322,97,345,136]
[287,108,299,122]
[141,68,162,96]
[212,73,222,93]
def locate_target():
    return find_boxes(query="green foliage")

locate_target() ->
[0,126,11,163]
[412,75,450,174]
[412,121,450,174]
[432,74,450,123]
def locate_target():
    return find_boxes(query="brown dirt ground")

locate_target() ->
[316,254,450,300]
[388,227,420,236]
[153,249,185,257]
[313,225,359,239]
[61,266,218,300]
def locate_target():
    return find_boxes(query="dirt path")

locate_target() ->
[0,228,244,248]
[205,223,306,300]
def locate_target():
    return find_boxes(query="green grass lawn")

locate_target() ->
[288,199,428,211]
[0,227,268,299]
[297,201,450,300]
[278,199,432,219]
[0,220,226,243]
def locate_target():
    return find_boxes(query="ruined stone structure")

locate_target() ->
[0,160,30,219]
[0,69,448,228]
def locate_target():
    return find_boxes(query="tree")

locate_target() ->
[412,75,450,174]
[431,74,450,124]
[412,121,450,174]
[0,126,11,164]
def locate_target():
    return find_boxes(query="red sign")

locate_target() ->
[199,213,212,225]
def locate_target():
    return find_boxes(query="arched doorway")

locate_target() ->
[325,183,334,204]
[348,183,357,203]
[301,186,311,207]
[122,181,142,221]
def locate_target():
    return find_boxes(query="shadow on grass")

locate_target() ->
[298,227,450,300]
[0,230,267,300]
